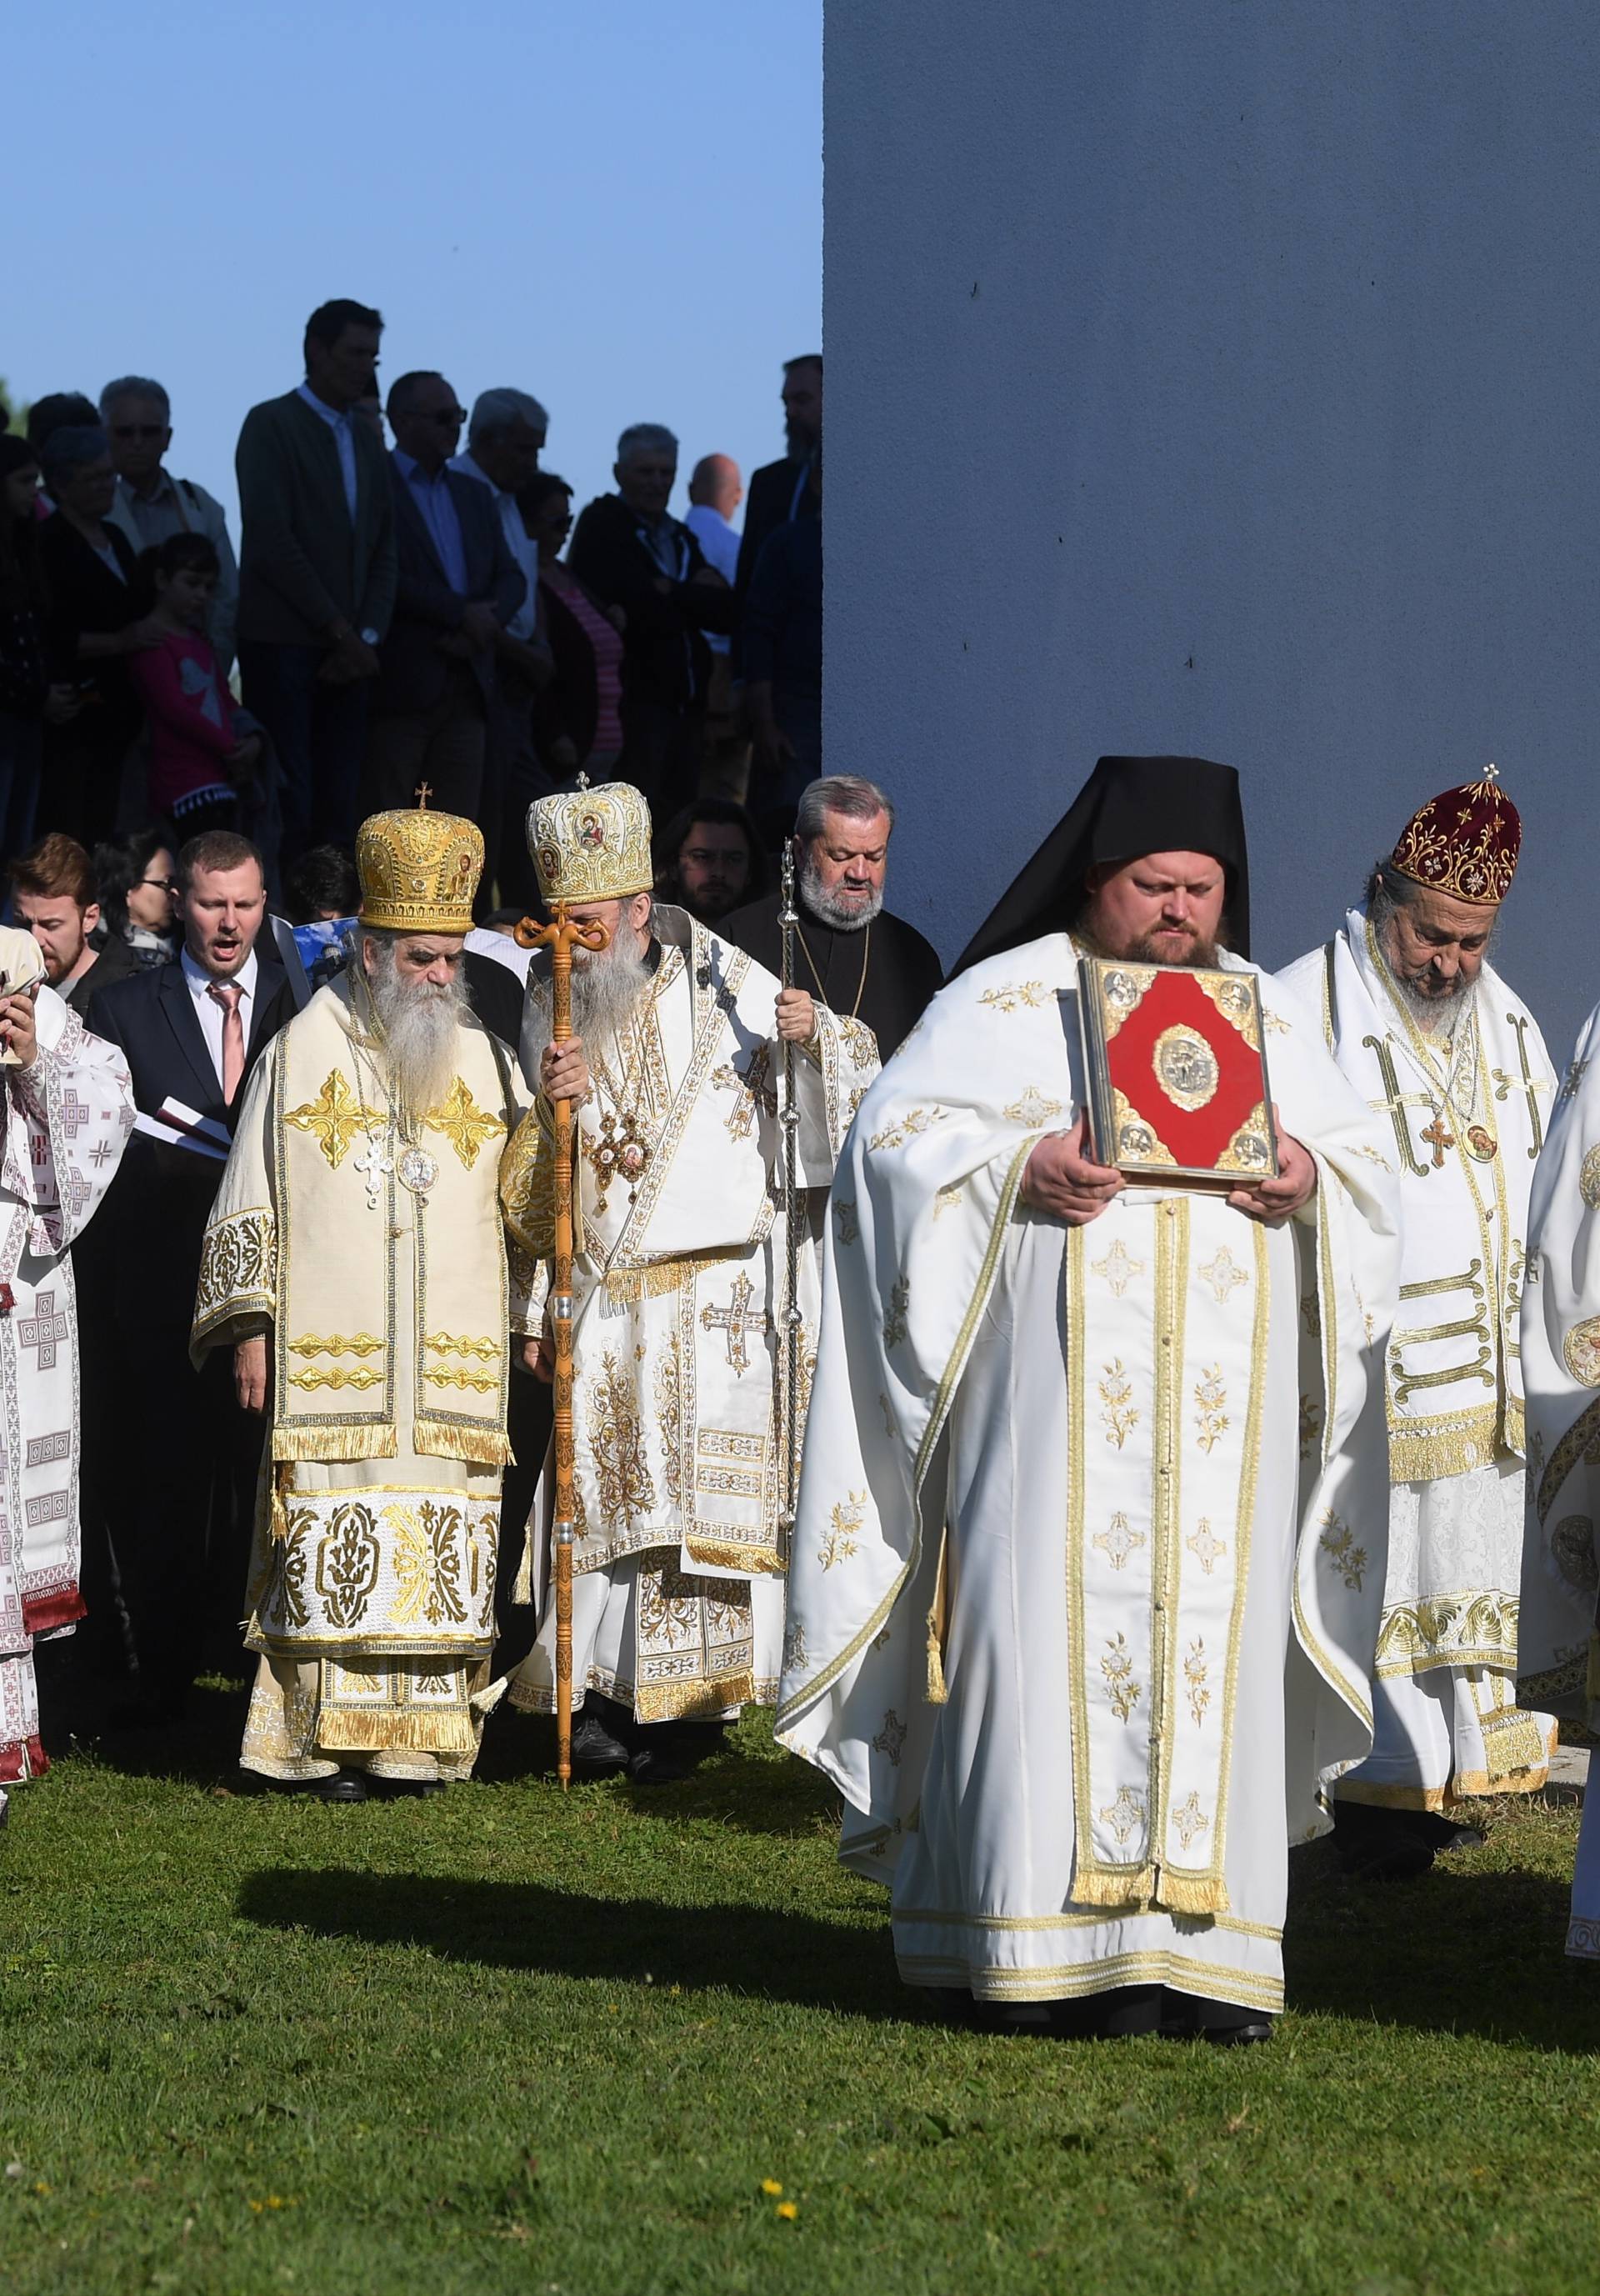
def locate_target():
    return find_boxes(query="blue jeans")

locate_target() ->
[239,643,372,863]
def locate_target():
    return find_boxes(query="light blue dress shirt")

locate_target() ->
[392,449,469,595]
[297,383,358,520]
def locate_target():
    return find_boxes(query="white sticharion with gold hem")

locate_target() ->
[1279,909,1558,1809]
[191,970,530,1782]
[777,938,1398,2013]
[498,903,878,1725]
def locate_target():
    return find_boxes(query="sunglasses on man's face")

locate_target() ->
[112,424,167,442]
[422,408,467,427]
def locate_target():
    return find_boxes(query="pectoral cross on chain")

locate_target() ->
[1419,1114,1454,1168]
[353,1134,392,1210]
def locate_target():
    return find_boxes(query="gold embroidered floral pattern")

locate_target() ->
[654,1333,683,1510]
[1098,1785,1145,1846]
[283,1070,385,1168]
[1198,1247,1248,1305]
[1186,1518,1227,1574]
[1172,1792,1211,1851]
[872,1709,908,1765]
[425,1078,506,1168]
[1185,1638,1212,1728]
[782,1616,808,1673]
[1298,1393,1323,1458]
[934,1182,965,1221]
[838,1014,878,1068]
[391,1500,470,1627]
[1003,1087,1065,1128]
[1099,1358,1139,1448]
[1193,1365,1229,1453]
[588,1349,658,1533]
[833,1198,859,1247]
[979,980,1047,1014]
[883,1276,911,1351]
[1564,1316,1600,1387]
[1093,1512,1146,1571]
[1092,1239,1145,1298]
[868,1106,949,1152]
[1100,1633,1141,1722]
[1301,1289,1322,1339]
[312,1502,382,1627]
[1318,1512,1368,1592]
[819,1491,868,1571]
[194,1208,277,1326]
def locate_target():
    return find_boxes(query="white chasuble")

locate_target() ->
[1517,998,1600,1954]
[498,906,878,1723]
[191,979,530,1779]
[1280,913,1558,1805]
[777,937,1398,2011]
[0,988,132,1784]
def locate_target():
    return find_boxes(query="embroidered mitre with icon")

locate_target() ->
[528,780,655,907]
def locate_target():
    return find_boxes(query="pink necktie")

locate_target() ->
[208,981,245,1104]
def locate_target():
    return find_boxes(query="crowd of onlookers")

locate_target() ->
[0,299,825,923]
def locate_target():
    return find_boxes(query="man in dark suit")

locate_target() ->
[236,299,398,862]
[567,423,738,817]
[732,354,822,677]
[365,372,528,820]
[88,831,298,1723]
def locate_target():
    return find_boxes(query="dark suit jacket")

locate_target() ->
[235,391,398,648]
[567,493,737,715]
[87,950,298,1332]
[375,459,525,714]
[63,932,140,1017]
[733,456,818,676]
[38,515,142,755]
[462,948,526,1054]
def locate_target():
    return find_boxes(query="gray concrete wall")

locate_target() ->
[825,2,1598,1055]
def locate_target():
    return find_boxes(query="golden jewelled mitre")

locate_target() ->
[528,780,653,906]
[1390,763,1522,908]
[357,800,482,933]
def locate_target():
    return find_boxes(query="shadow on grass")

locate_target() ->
[1287,1839,1600,2053]
[237,1867,913,2022]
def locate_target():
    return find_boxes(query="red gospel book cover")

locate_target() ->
[1078,958,1278,1186]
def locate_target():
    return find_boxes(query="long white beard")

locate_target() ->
[800,853,882,931]
[1398,970,1476,1040]
[368,958,468,1121]
[570,930,653,1046]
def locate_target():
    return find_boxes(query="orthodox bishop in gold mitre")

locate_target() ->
[492,778,879,1781]
[1281,765,1558,1876]
[192,798,532,1798]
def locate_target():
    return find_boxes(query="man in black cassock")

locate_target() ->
[721,775,943,1066]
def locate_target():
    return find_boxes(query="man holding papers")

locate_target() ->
[88,833,297,1724]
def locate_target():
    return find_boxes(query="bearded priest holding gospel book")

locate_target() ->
[493,779,879,1783]
[190,800,532,1800]
[777,756,1401,2043]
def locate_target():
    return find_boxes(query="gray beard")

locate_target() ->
[800,854,882,932]
[367,955,468,1122]
[570,931,653,1045]
[1397,969,1476,1040]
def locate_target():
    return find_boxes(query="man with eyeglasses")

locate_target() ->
[102,376,239,674]
[365,373,527,821]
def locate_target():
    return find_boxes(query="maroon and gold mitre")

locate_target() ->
[1389,763,1521,908]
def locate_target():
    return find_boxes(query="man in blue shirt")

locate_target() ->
[366,371,528,823]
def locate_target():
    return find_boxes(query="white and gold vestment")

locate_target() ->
[498,904,878,1723]
[192,975,530,1780]
[1281,910,1558,1808]
[777,937,1398,2015]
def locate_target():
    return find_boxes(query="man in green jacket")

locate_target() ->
[236,298,398,862]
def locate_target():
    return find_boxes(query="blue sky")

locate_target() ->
[5,0,821,533]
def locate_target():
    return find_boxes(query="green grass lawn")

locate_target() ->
[2,1688,1598,2296]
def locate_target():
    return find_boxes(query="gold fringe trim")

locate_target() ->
[513,1534,535,1606]
[269,1464,292,1543]
[633,1668,753,1723]
[1072,1865,1156,1909]
[413,1420,512,1467]
[1387,1418,1502,1484]
[602,1248,748,1304]
[1157,1870,1231,1917]
[1504,1395,1525,1454]
[272,1424,398,1464]
[925,1529,949,1705]
[470,1674,510,1717]
[682,1536,785,1576]
[316,1708,478,1754]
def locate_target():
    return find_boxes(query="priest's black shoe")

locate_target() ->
[627,1728,698,1785]
[1332,1799,1435,1881]
[314,1768,370,1803]
[570,1701,631,1779]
